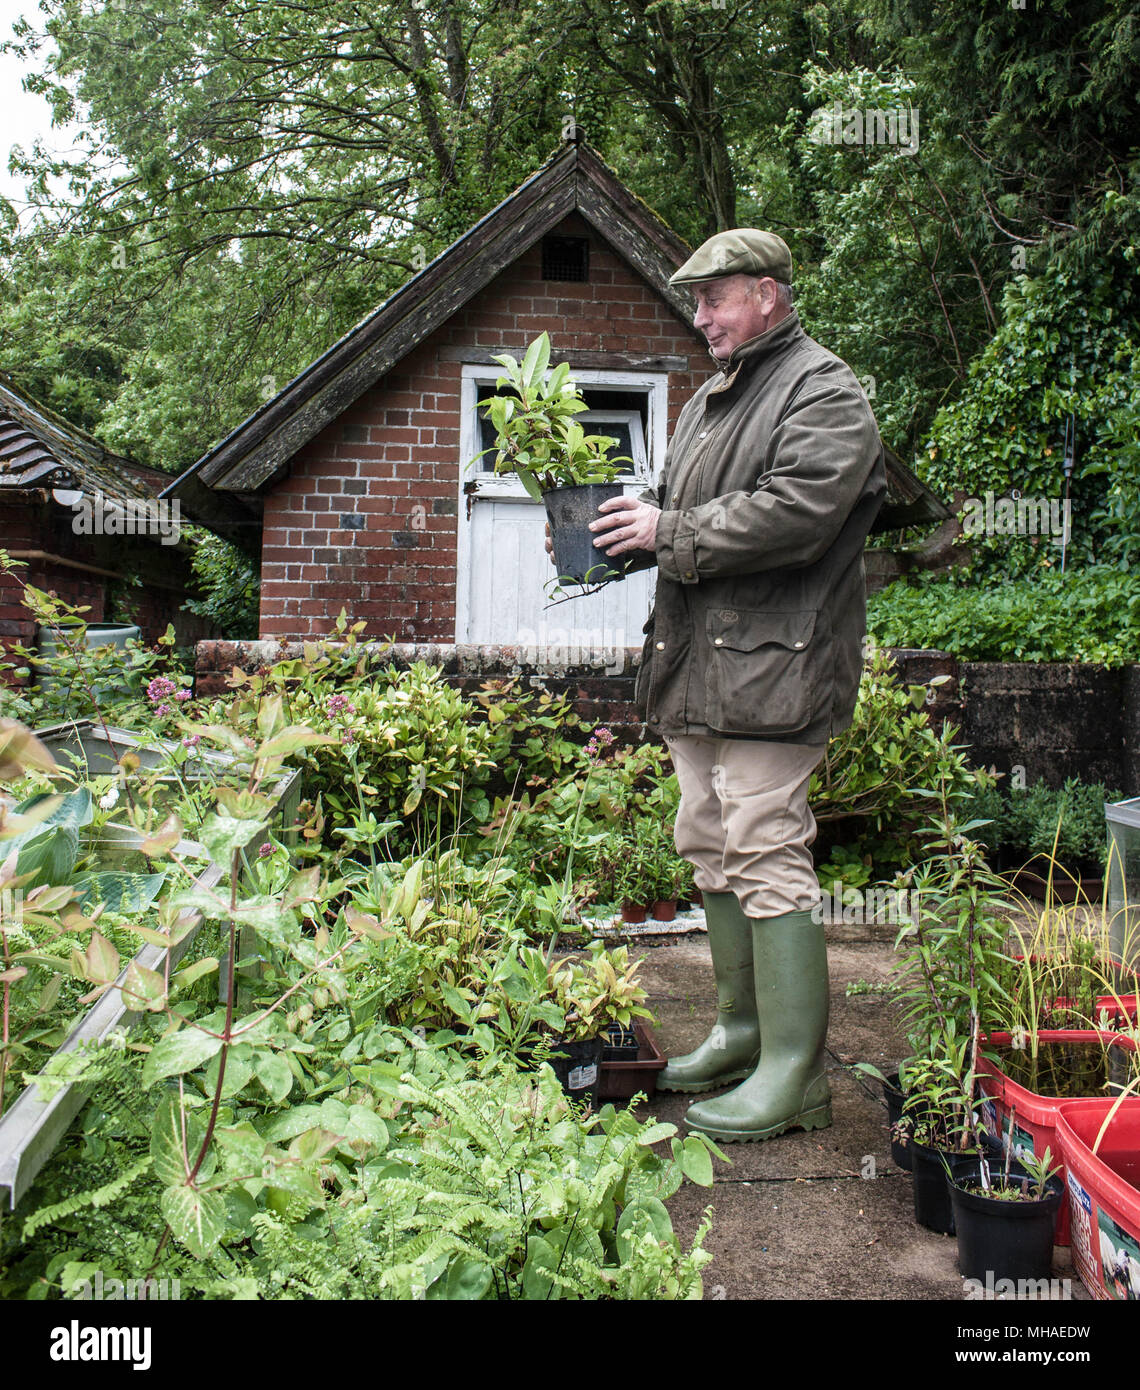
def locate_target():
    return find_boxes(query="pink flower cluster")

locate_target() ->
[585,726,616,762]
[147,676,192,715]
[327,693,357,717]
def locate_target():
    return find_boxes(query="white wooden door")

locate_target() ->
[456,365,667,655]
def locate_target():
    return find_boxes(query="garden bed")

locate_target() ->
[0,721,301,1208]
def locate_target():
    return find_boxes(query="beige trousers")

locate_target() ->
[665,735,827,919]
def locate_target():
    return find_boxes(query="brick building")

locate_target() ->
[0,375,212,659]
[167,136,944,659]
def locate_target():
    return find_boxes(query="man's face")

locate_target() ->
[692,275,779,360]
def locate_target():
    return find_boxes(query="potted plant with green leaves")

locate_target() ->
[872,778,1014,1231]
[476,331,642,586]
[590,825,657,923]
[636,814,687,921]
[544,941,656,1107]
[948,1133,1066,1284]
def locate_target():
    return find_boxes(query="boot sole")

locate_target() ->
[685,1103,833,1143]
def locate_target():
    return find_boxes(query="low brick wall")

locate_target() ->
[192,638,1140,794]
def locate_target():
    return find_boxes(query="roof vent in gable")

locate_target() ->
[542,235,589,283]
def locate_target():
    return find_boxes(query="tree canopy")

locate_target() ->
[1,0,1136,502]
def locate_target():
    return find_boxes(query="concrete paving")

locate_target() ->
[626,930,1086,1302]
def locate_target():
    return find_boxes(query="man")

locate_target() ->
[586,229,886,1143]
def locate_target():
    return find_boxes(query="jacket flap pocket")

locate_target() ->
[706,608,818,652]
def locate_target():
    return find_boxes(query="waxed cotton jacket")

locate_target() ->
[632,310,886,744]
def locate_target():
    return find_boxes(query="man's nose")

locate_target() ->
[693,302,711,330]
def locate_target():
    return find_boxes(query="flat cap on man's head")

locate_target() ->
[669,229,794,287]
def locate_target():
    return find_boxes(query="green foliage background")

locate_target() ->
[1,0,1138,621]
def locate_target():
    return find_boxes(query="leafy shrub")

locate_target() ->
[263,660,499,849]
[470,678,585,796]
[968,777,1119,871]
[917,258,1140,581]
[866,568,1140,666]
[5,1044,717,1301]
[810,643,984,838]
[0,574,195,729]
[182,531,260,638]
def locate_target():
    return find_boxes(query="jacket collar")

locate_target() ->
[708,310,804,389]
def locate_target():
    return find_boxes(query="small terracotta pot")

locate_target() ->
[652,899,678,921]
[620,902,649,923]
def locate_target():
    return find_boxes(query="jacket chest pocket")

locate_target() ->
[704,608,820,736]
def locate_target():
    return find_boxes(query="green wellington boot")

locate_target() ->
[683,909,831,1142]
[657,891,761,1094]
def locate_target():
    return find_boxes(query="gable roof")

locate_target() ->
[163,138,696,506]
[0,372,163,507]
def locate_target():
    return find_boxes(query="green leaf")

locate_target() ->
[287,1128,343,1163]
[84,930,120,985]
[200,813,268,863]
[257,727,339,759]
[520,1234,558,1300]
[615,1197,674,1264]
[635,1122,677,1147]
[161,1183,227,1259]
[680,1135,714,1186]
[13,787,92,832]
[261,1105,324,1142]
[517,470,544,501]
[150,1093,194,1186]
[15,824,79,888]
[121,960,167,1012]
[143,1024,225,1086]
[214,1121,269,1175]
[254,1051,293,1104]
[520,330,550,391]
[172,956,219,989]
[441,1257,494,1301]
[73,870,167,914]
[344,1105,389,1150]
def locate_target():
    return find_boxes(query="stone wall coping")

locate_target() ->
[196,639,644,679]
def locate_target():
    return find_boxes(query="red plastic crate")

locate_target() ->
[1056,1099,1140,1301]
[977,1030,1137,1246]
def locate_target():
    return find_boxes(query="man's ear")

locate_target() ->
[756,277,780,314]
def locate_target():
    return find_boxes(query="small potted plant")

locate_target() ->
[545,941,656,1107]
[644,821,687,921]
[948,1137,1066,1284]
[475,332,640,585]
[590,827,656,922]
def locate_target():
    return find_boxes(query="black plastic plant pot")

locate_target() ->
[884,1070,912,1172]
[603,1022,641,1062]
[544,483,631,585]
[911,1140,957,1235]
[544,1036,604,1109]
[949,1159,1064,1284]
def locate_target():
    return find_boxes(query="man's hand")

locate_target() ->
[589,496,661,556]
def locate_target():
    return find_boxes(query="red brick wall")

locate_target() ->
[259,211,711,640]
